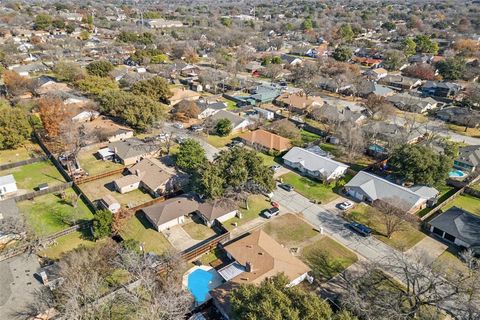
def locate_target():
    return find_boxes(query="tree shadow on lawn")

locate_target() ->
[303,249,348,282]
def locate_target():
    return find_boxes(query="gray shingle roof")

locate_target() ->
[283,147,348,179]
[429,207,480,246]
[108,138,157,161]
[456,145,480,167]
[345,171,432,210]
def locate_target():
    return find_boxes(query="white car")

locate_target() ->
[173,122,184,129]
[338,201,354,210]
[270,165,282,172]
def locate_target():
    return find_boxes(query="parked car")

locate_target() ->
[263,207,280,219]
[270,165,282,172]
[338,201,353,210]
[279,183,294,192]
[263,191,274,199]
[190,125,203,132]
[347,222,372,237]
[173,122,184,129]
[227,140,244,148]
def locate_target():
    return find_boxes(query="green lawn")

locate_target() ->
[78,150,124,176]
[299,130,322,144]
[319,143,343,158]
[39,231,96,259]
[280,172,340,204]
[256,152,278,167]
[263,213,318,247]
[120,213,173,255]
[345,204,425,251]
[17,188,94,236]
[182,219,216,240]
[448,124,480,138]
[206,132,243,148]
[0,140,43,164]
[443,193,480,216]
[433,246,470,277]
[0,160,65,191]
[301,236,358,281]
[224,195,270,230]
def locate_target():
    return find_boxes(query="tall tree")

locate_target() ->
[389,144,452,186]
[38,97,68,138]
[54,61,86,83]
[3,70,33,96]
[0,103,32,150]
[92,209,113,240]
[403,38,417,57]
[175,139,207,174]
[436,57,466,81]
[34,13,52,30]
[333,47,352,62]
[86,60,114,77]
[231,273,357,320]
[215,118,233,136]
[131,76,172,104]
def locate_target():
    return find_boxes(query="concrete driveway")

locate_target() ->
[405,236,447,265]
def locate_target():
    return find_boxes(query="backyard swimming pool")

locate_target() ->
[185,266,223,304]
[449,169,466,178]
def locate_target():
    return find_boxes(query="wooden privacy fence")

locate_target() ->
[0,155,49,171]
[10,182,73,203]
[74,167,127,185]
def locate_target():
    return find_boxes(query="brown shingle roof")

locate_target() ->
[197,199,237,221]
[276,92,318,111]
[224,230,311,285]
[240,129,291,152]
[128,158,174,191]
[142,195,199,226]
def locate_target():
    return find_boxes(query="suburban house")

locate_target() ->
[421,81,461,98]
[363,122,424,146]
[196,101,227,119]
[195,199,238,227]
[454,145,480,173]
[274,92,323,114]
[363,68,388,81]
[387,93,439,114]
[379,75,422,90]
[280,54,303,66]
[114,158,182,197]
[283,147,349,181]
[142,194,238,231]
[211,230,311,320]
[239,129,292,153]
[351,56,382,68]
[142,195,199,231]
[107,128,134,142]
[169,87,201,106]
[358,82,395,98]
[436,106,480,128]
[248,85,282,105]
[318,104,367,125]
[344,171,438,213]
[209,110,252,133]
[0,175,17,196]
[138,19,183,29]
[252,107,275,120]
[98,138,159,165]
[428,207,480,253]
[99,195,121,214]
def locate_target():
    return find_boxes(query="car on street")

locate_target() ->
[263,207,280,219]
[189,125,203,132]
[270,165,282,172]
[338,201,354,210]
[278,183,294,192]
[347,222,372,237]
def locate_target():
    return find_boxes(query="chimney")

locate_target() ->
[246,261,253,272]
[135,169,141,176]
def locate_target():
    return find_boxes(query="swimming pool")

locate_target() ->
[185,266,223,304]
[449,169,466,178]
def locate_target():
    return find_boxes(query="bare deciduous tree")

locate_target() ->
[373,198,419,240]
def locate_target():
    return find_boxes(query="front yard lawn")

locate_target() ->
[443,193,480,216]
[263,213,318,247]
[120,213,173,255]
[256,152,278,167]
[78,148,124,176]
[182,217,216,240]
[17,188,94,236]
[280,172,340,204]
[39,230,96,259]
[0,160,65,191]
[206,132,243,148]
[344,204,425,251]
[448,124,480,138]
[301,236,358,281]
[433,246,470,277]
[0,140,43,164]
[224,195,270,230]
